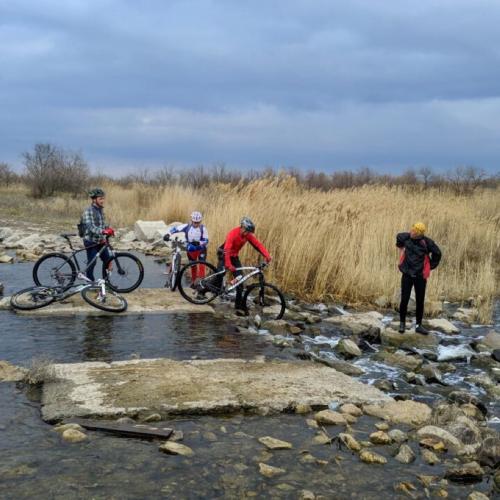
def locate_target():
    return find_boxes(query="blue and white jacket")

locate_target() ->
[169,223,209,252]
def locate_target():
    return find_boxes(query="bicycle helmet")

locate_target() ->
[191,211,203,223]
[88,188,105,198]
[240,216,255,233]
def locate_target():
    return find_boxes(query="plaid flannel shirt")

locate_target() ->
[82,205,106,243]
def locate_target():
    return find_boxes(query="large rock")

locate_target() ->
[420,364,446,385]
[381,328,439,349]
[323,312,384,336]
[445,461,484,483]
[424,318,460,335]
[0,254,14,263]
[416,425,463,453]
[314,410,346,426]
[375,351,422,371]
[0,361,27,382]
[479,331,500,351]
[339,433,361,452]
[134,220,169,241]
[335,339,361,359]
[261,320,302,336]
[40,358,391,421]
[0,297,11,310]
[363,400,432,427]
[453,308,478,324]
[16,234,42,251]
[312,356,365,376]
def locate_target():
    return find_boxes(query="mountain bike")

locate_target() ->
[11,272,127,313]
[32,233,144,293]
[177,261,286,320]
[163,236,185,291]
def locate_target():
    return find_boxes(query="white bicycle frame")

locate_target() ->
[225,266,262,292]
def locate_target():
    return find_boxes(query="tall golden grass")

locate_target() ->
[2,180,499,320]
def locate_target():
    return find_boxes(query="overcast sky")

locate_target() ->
[1,0,500,174]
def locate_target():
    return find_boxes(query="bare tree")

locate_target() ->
[23,143,89,198]
[0,163,17,186]
[418,166,433,188]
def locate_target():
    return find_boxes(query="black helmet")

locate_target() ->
[88,188,105,198]
[240,216,255,233]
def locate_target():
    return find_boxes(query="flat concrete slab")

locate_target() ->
[40,358,391,422]
[14,288,214,316]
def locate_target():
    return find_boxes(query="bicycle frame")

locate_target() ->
[199,265,264,296]
[50,273,108,301]
[63,236,117,275]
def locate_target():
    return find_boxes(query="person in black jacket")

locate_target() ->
[396,222,441,334]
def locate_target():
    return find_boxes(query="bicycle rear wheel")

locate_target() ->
[243,283,286,321]
[81,285,128,313]
[10,286,56,310]
[33,253,77,288]
[104,252,144,293]
[177,261,221,304]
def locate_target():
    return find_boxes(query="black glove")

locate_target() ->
[192,240,200,246]
[163,233,170,241]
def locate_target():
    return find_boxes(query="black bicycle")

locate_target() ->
[11,273,127,313]
[32,233,144,293]
[177,261,286,321]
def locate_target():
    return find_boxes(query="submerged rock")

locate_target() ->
[359,450,387,464]
[453,308,478,324]
[258,463,285,478]
[338,433,361,452]
[340,403,363,417]
[437,344,476,362]
[258,436,293,450]
[388,429,408,444]
[421,449,440,465]
[420,364,446,385]
[62,429,87,443]
[159,441,194,457]
[394,444,416,464]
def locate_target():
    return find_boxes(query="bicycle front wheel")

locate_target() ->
[10,286,56,310]
[33,253,77,288]
[170,253,182,292]
[177,261,221,304]
[104,252,144,293]
[243,283,286,321]
[81,285,128,313]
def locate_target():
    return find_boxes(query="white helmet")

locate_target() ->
[191,211,203,222]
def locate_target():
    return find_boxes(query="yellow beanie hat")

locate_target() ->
[411,222,426,236]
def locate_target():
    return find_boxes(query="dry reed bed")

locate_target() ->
[2,181,499,321]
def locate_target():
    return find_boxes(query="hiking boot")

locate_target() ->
[235,308,249,317]
[398,322,405,334]
[415,324,429,335]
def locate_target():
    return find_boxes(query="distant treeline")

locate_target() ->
[1,143,498,198]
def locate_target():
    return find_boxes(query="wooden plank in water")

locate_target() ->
[64,418,173,439]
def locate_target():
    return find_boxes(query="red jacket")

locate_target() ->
[223,227,271,269]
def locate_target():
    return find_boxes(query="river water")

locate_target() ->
[0,256,498,499]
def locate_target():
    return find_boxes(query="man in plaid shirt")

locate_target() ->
[81,188,113,281]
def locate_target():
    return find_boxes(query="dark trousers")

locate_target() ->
[84,240,110,282]
[216,250,244,309]
[399,273,427,325]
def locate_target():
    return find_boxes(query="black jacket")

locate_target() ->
[396,232,441,278]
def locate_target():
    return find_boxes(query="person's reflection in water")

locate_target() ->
[80,316,115,361]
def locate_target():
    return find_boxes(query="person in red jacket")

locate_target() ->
[217,216,272,314]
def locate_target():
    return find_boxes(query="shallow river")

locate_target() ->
[0,256,498,499]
